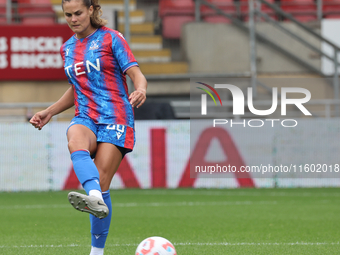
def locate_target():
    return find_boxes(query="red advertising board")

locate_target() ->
[0,25,74,81]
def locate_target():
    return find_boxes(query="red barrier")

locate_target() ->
[0,25,74,80]
[151,128,167,188]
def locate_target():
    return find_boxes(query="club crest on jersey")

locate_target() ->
[89,40,99,50]
[107,124,125,140]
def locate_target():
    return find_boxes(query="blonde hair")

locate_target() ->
[62,0,108,28]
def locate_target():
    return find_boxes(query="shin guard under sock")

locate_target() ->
[90,190,112,248]
[71,150,102,195]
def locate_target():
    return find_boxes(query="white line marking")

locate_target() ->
[0,204,70,209]
[0,244,81,248]
[112,190,340,197]
[174,242,340,246]
[112,201,277,207]
[0,201,277,210]
[1,242,339,249]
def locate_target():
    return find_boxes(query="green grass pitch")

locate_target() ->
[0,188,339,255]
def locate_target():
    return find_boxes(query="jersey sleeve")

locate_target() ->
[111,32,139,73]
[60,43,73,85]
[60,45,65,65]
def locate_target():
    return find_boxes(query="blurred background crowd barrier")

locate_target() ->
[1,119,340,192]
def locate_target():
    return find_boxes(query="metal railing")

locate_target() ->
[194,0,335,23]
[256,0,340,100]
[0,102,74,122]
[2,2,57,24]
[193,0,325,75]
[145,72,251,80]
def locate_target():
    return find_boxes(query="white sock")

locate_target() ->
[90,246,104,255]
[89,190,103,202]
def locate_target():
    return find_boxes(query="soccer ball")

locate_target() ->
[135,236,177,255]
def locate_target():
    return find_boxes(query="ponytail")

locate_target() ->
[88,0,107,28]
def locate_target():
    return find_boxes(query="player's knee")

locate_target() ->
[98,168,109,180]
[68,139,84,153]
[98,170,111,190]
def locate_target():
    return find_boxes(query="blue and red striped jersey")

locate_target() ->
[60,26,138,127]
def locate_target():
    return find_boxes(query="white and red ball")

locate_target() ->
[135,236,177,255]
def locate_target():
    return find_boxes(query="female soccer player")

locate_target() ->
[29,0,147,254]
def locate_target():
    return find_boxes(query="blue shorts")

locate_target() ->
[67,116,135,157]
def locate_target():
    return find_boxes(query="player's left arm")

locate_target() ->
[126,66,147,108]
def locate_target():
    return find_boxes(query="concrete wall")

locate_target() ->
[255,77,336,117]
[0,81,74,121]
[0,81,69,103]
[182,22,321,74]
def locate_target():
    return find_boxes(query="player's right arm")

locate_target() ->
[30,86,75,130]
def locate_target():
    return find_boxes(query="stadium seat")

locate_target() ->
[280,0,317,22]
[159,0,238,38]
[17,1,56,25]
[240,0,278,22]
[29,0,53,3]
[323,0,340,19]
[201,0,236,23]
[239,0,250,20]
[0,5,5,24]
[17,0,30,3]
[159,0,195,39]
[260,0,278,20]
[159,0,194,17]
[18,9,56,25]
[162,15,195,39]
[0,0,15,24]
